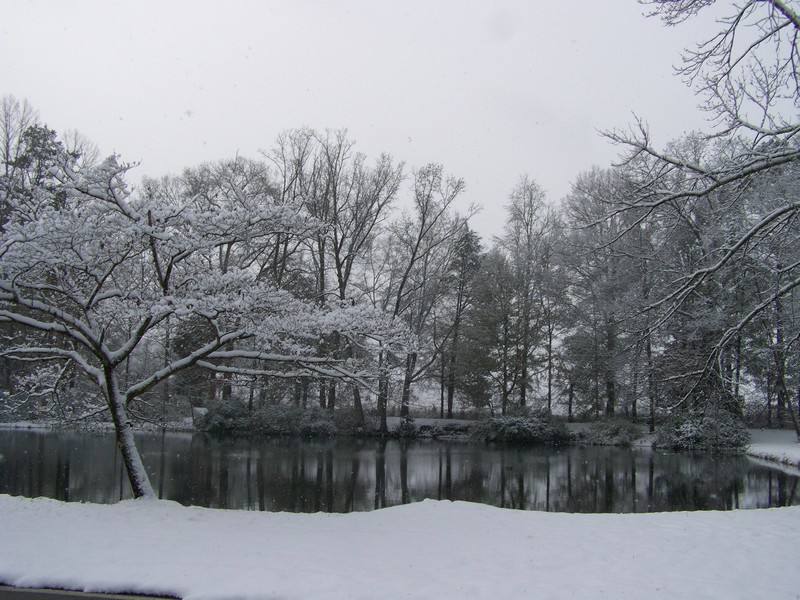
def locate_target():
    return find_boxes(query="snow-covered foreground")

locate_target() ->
[1,494,798,600]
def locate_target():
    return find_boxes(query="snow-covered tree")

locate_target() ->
[378,164,471,425]
[0,144,405,497]
[596,1,800,435]
[265,129,405,415]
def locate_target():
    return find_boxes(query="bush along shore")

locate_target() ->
[195,400,753,451]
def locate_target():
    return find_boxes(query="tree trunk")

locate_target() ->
[316,234,326,307]
[593,322,601,418]
[774,295,787,428]
[785,394,800,441]
[352,386,365,426]
[546,321,554,412]
[293,380,302,407]
[446,310,463,419]
[446,351,456,419]
[567,379,574,423]
[327,380,336,411]
[105,369,154,499]
[377,350,389,434]
[501,318,510,416]
[221,340,234,402]
[399,352,417,418]
[519,288,531,409]
[604,316,616,416]
[208,372,217,405]
[733,334,742,402]
[630,343,639,421]
[161,315,171,424]
[439,356,445,419]
[605,377,617,416]
[646,336,656,434]
[773,301,800,439]
[520,345,529,408]
[327,331,343,412]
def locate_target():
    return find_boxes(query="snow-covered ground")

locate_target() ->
[1,428,799,600]
[1,495,798,600]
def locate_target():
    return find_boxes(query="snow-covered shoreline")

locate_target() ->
[746,428,800,469]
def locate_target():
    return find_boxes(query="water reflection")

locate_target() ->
[0,429,797,513]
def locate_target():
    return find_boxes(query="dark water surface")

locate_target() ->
[0,429,797,512]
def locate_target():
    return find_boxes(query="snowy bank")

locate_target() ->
[747,428,800,469]
[1,495,798,600]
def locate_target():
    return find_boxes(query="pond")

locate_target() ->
[0,429,797,513]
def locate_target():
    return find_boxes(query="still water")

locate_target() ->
[0,429,797,513]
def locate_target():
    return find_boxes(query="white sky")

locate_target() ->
[1,0,720,239]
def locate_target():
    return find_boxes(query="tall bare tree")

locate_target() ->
[0,95,38,180]
[369,164,470,428]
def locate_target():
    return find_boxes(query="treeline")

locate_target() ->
[1,95,798,436]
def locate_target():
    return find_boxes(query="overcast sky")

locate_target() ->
[1,0,720,239]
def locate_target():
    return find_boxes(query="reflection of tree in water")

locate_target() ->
[375,438,387,509]
[156,431,167,500]
[437,445,452,501]
[54,449,70,501]
[400,440,409,505]
[2,431,800,512]
[343,451,360,513]
[769,471,798,507]
[647,453,749,512]
[252,442,796,512]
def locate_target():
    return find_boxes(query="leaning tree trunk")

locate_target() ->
[105,369,154,499]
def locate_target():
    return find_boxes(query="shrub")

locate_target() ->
[654,410,750,451]
[472,413,569,445]
[195,399,250,435]
[417,421,471,439]
[583,419,643,447]
[395,417,418,438]
[331,407,365,435]
[197,402,338,437]
[298,405,338,437]
[251,404,303,436]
